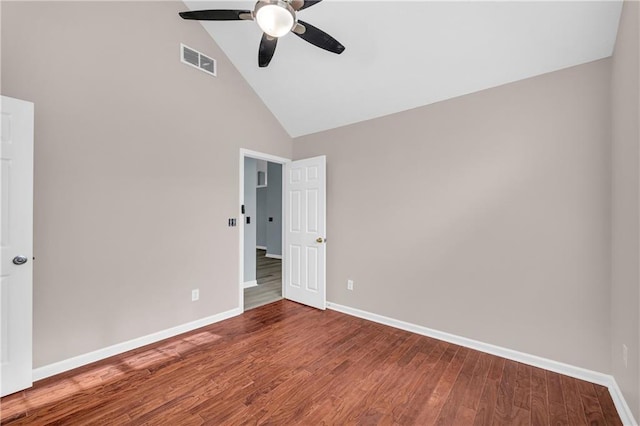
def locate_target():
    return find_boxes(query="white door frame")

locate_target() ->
[238,149,290,312]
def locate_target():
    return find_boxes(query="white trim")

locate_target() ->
[243,280,258,289]
[239,151,245,312]
[265,253,282,259]
[240,149,290,165]
[608,378,638,426]
[256,245,267,251]
[239,149,290,313]
[326,302,608,384]
[326,301,637,425]
[32,307,241,382]
[280,162,287,303]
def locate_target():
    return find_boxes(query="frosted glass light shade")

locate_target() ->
[256,4,294,38]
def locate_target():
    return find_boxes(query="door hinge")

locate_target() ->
[241,204,245,214]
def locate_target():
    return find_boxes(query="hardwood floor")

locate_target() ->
[1,300,622,425]
[244,249,282,311]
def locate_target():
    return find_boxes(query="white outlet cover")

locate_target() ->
[192,289,200,302]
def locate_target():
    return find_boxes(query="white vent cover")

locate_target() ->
[180,44,216,77]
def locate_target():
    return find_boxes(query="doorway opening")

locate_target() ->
[246,247,282,310]
[239,149,289,312]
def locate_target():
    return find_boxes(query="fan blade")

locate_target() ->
[259,33,278,68]
[178,10,251,21]
[294,20,345,54]
[299,0,323,10]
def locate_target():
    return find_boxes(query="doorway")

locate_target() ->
[245,248,282,310]
[238,149,289,312]
[243,157,284,310]
[238,149,327,312]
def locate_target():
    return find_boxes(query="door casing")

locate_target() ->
[238,149,290,311]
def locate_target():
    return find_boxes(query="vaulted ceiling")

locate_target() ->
[182,1,623,137]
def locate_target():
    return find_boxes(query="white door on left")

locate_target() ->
[1,96,34,397]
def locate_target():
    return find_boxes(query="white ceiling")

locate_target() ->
[182,1,623,137]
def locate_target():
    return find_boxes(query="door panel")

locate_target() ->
[1,96,34,397]
[284,156,326,310]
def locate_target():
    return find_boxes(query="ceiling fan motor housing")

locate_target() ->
[254,0,298,38]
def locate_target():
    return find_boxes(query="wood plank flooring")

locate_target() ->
[244,249,282,311]
[1,300,623,425]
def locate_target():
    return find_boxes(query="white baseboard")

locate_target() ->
[256,246,267,250]
[32,307,242,382]
[243,280,258,289]
[265,253,282,259]
[326,301,637,426]
[608,377,638,426]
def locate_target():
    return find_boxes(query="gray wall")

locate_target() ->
[266,162,283,256]
[1,1,292,367]
[294,59,612,373]
[256,187,268,248]
[255,162,282,256]
[611,0,640,420]
[244,158,257,283]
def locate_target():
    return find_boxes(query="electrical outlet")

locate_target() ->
[192,289,200,302]
[347,279,354,291]
[623,344,628,368]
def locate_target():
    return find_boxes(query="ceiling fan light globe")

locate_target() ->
[256,4,295,38]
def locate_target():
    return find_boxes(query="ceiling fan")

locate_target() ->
[179,0,345,68]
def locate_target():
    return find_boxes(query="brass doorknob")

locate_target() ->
[316,237,325,243]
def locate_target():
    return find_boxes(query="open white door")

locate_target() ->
[1,96,34,396]
[284,156,326,310]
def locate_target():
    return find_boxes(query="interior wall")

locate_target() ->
[244,158,257,283]
[611,0,640,420]
[257,188,268,248]
[1,1,292,367]
[294,59,612,373]
[255,162,282,255]
[266,162,283,256]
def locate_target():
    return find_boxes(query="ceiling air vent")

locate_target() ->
[181,43,216,77]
